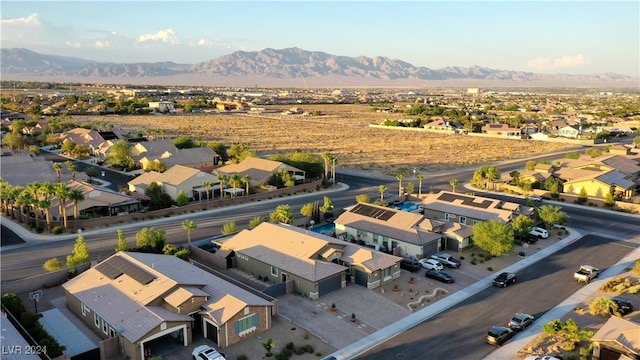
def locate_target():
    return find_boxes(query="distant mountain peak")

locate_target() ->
[1,47,636,87]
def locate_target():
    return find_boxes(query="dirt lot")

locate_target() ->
[81,105,576,176]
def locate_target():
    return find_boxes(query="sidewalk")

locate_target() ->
[0,182,351,247]
[485,244,640,360]
[326,227,587,360]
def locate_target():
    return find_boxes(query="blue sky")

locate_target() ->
[2,1,639,77]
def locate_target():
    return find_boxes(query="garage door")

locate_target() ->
[317,274,342,296]
[206,321,218,344]
[354,270,368,287]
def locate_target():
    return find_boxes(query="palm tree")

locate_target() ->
[39,182,55,232]
[54,182,70,229]
[229,174,242,197]
[241,175,251,197]
[15,188,32,223]
[202,181,213,206]
[322,152,332,180]
[69,189,85,229]
[378,185,387,201]
[417,174,424,197]
[0,180,13,215]
[53,162,63,183]
[396,174,405,196]
[66,160,77,180]
[25,182,42,229]
[485,166,501,190]
[182,219,197,243]
[449,179,460,193]
[217,175,228,199]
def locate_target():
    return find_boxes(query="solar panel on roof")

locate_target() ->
[98,131,119,140]
[95,260,123,279]
[437,192,493,209]
[95,256,155,285]
[350,203,396,221]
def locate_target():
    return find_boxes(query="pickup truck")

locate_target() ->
[430,253,462,268]
[574,265,600,283]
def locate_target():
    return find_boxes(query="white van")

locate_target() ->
[529,227,549,239]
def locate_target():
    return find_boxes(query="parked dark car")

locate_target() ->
[508,313,534,331]
[485,326,514,345]
[425,269,455,283]
[400,258,422,272]
[612,297,634,315]
[521,234,539,244]
[493,272,517,287]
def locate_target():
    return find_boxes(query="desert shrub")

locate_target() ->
[52,226,64,234]
[487,267,493,271]
[303,344,314,353]
[294,347,306,355]
[285,342,294,350]
[304,332,310,340]
[470,259,477,265]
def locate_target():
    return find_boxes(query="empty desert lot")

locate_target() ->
[88,104,576,175]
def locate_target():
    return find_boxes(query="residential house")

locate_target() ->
[50,180,141,219]
[481,123,521,136]
[333,202,443,258]
[148,101,174,112]
[591,316,639,360]
[63,252,274,360]
[558,125,581,139]
[422,118,460,131]
[129,140,217,170]
[128,164,219,201]
[0,149,67,186]
[215,157,306,187]
[58,128,124,159]
[215,222,402,297]
[421,191,532,225]
[556,154,640,199]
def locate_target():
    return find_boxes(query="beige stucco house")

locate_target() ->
[215,222,402,298]
[62,252,273,360]
[128,164,219,201]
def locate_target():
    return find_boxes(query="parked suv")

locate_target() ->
[418,258,444,271]
[529,227,549,239]
[400,258,422,272]
[612,297,634,315]
[485,326,513,345]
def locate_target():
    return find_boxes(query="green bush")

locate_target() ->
[487,267,493,271]
[285,342,294,350]
[52,226,64,234]
[303,344,314,353]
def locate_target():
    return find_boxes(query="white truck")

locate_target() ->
[574,265,600,283]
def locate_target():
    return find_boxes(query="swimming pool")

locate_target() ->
[310,223,336,235]
[390,202,423,213]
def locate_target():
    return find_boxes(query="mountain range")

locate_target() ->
[1,47,636,88]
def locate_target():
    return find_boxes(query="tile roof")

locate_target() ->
[63,252,272,342]
[220,222,401,278]
[591,316,640,354]
[215,157,304,183]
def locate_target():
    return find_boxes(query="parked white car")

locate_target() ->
[529,227,549,239]
[419,258,444,271]
[192,345,226,360]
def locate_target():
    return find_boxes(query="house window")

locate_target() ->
[459,216,467,225]
[357,229,367,238]
[383,267,392,280]
[444,213,451,221]
[109,327,116,338]
[372,234,378,244]
[271,266,278,277]
[236,313,259,336]
[382,236,388,249]
[473,221,480,225]
[82,303,90,316]
[102,319,108,335]
[94,314,100,327]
